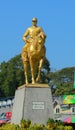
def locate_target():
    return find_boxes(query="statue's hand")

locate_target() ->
[25,39,30,44]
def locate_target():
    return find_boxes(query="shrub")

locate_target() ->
[28,123,45,130]
[56,125,64,130]
[20,119,31,128]
[64,125,73,130]
[46,118,55,125]
[0,119,73,130]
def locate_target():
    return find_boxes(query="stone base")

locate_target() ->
[11,84,54,124]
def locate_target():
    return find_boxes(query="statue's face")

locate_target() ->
[32,21,37,26]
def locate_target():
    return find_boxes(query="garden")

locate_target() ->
[0,118,73,130]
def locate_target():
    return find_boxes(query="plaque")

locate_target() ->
[32,102,44,110]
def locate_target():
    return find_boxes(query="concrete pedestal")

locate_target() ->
[11,84,54,124]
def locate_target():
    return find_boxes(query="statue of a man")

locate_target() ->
[22,17,46,61]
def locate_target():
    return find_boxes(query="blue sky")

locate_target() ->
[0,0,75,71]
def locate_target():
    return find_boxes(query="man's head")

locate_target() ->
[32,17,37,26]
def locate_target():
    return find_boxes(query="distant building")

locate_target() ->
[53,95,75,121]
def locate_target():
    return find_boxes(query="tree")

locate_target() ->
[49,67,75,96]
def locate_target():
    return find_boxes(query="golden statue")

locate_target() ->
[21,18,46,84]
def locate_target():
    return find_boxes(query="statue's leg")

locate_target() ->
[22,45,28,62]
[30,58,36,84]
[24,61,29,84]
[21,47,29,84]
[36,58,43,82]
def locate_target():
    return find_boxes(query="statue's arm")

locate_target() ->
[40,27,46,37]
[22,29,29,44]
[40,28,47,39]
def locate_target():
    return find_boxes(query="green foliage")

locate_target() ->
[49,67,75,96]
[46,118,55,125]
[46,118,57,130]
[0,123,20,130]
[0,54,25,97]
[20,119,31,128]
[43,57,50,73]
[56,125,64,130]
[0,119,73,130]
[29,123,45,130]
[55,120,64,126]
[64,125,73,130]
